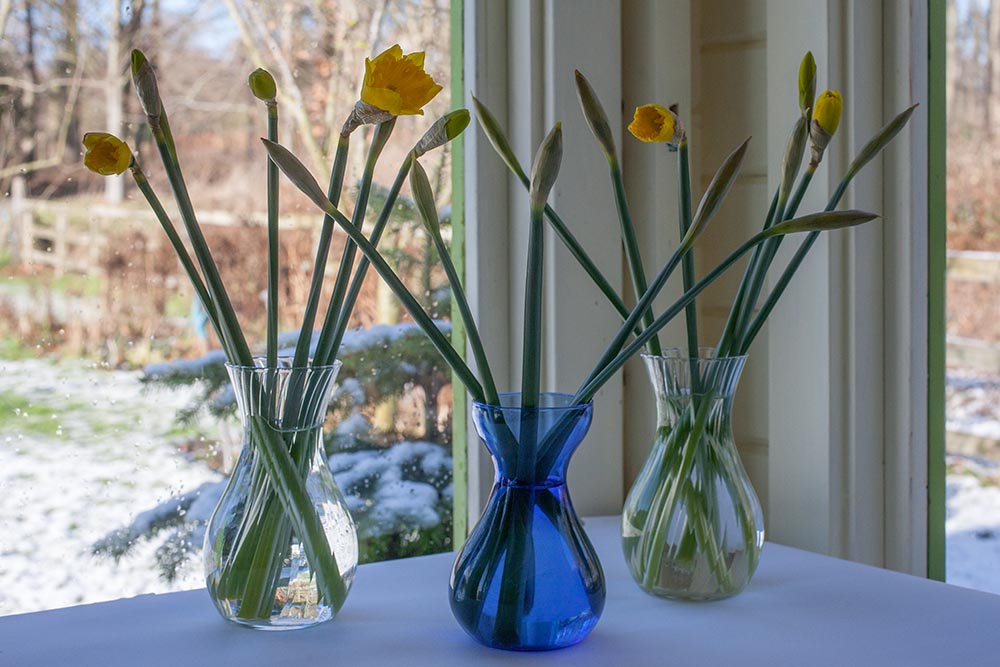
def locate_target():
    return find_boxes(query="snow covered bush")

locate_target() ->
[95,321,456,579]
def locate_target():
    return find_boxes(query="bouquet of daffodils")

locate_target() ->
[579,52,914,596]
[83,45,461,621]
[261,53,887,633]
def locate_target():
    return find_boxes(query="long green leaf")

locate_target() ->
[766,209,879,235]
[411,158,499,405]
[473,96,637,331]
[681,137,751,251]
[263,138,485,401]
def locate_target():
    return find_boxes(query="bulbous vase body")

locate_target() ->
[450,392,605,651]
[622,352,764,600]
[204,359,358,629]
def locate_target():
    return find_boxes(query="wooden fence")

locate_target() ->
[947,249,1000,458]
[1,176,316,276]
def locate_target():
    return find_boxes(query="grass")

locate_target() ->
[0,390,62,437]
[0,338,37,360]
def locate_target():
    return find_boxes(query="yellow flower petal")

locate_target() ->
[82,132,133,176]
[360,44,442,116]
[813,90,843,136]
[628,104,676,143]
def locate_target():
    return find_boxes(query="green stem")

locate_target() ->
[678,142,701,391]
[715,188,779,357]
[738,176,852,353]
[130,167,222,351]
[678,143,698,356]
[728,169,815,353]
[321,155,412,365]
[521,206,545,409]
[503,146,639,335]
[610,159,661,355]
[575,233,770,404]
[292,132,354,368]
[248,416,347,611]
[308,189,484,401]
[150,116,252,365]
[266,103,279,369]
[311,120,396,369]
[579,238,694,395]
[429,220,500,405]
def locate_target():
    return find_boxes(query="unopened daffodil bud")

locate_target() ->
[360,44,443,117]
[799,51,817,115]
[809,90,842,167]
[82,133,133,176]
[529,123,562,213]
[628,104,682,145]
[130,50,162,122]
[413,109,470,157]
[248,68,277,102]
[575,70,617,160]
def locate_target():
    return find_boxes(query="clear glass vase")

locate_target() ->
[622,351,764,600]
[204,359,358,629]
[449,393,605,651]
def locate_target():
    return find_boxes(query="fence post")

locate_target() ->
[54,212,68,276]
[9,175,27,264]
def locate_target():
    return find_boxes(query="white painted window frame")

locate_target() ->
[461,0,626,521]
[461,0,931,577]
[765,0,929,575]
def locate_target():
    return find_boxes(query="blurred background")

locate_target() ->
[0,0,458,615]
[945,0,1000,594]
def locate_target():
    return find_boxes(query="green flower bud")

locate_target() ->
[413,109,470,157]
[529,123,562,212]
[248,68,277,102]
[575,69,617,160]
[799,51,817,114]
[131,49,162,121]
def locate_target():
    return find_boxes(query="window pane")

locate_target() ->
[0,0,456,616]
[944,0,1000,594]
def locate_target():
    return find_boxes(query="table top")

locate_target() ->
[1,516,998,666]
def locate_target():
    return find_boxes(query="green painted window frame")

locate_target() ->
[449,0,468,547]
[927,0,946,582]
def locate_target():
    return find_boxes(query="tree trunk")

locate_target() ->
[0,0,12,40]
[947,0,959,121]
[986,0,1000,136]
[104,0,124,203]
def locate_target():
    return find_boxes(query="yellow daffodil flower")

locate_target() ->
[360,44,442,116]
[82,133,133,176]
[628,104,676,143]
[813,90,843,136]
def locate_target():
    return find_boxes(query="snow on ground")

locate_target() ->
[2,359,1000,617]
[946,370,1000,595]
[0,358,221,616]
[947,467,1000,594]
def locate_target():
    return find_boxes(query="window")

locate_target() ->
[0,0,457,616]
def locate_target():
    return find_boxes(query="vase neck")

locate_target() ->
[643,353,746,428]
[226,359,341,432]
[472,393,593,486]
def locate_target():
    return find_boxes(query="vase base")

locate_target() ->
[220,607,334,631]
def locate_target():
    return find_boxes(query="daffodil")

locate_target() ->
[809,90,843,166]
[628,104,676,144]
[82,133,133,175]
[360,44,442,116]
[813,90,843,135]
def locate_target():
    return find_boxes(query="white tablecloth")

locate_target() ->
[1,516,997,666]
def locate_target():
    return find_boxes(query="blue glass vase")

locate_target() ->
[449,392,605,651]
